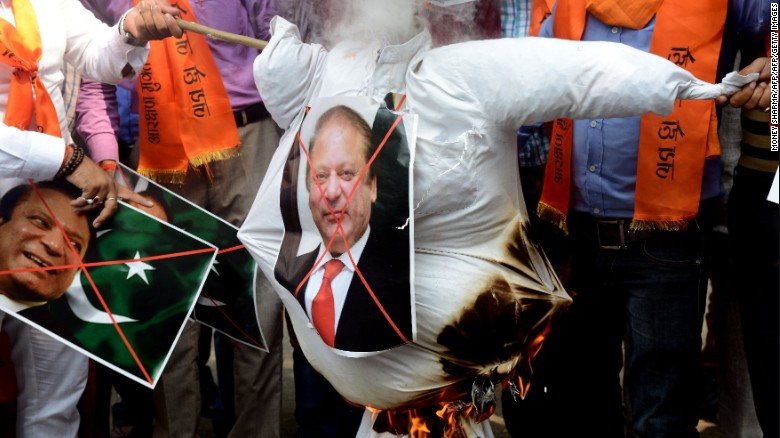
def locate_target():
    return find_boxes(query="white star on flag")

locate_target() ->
[126,251,155,284]
[210,259,220,276]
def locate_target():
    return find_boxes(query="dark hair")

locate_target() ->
[134,189,174,223]
[0,180,97,256]
[308,105,378,183]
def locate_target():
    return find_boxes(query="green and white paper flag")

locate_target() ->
[114,164,268,351]
[1,200,216,388]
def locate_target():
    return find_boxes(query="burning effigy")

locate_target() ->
[238,1,754,436]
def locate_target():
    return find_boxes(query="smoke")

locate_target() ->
[322,0,423,47]
[423,1,483,46]
[277,0,487,47]
[281,0,478,47]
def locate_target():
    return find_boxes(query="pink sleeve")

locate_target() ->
[75,78,120,163]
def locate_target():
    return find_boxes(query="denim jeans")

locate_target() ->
[508,215,708,438]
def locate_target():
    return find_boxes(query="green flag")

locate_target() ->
[114,164,268,351]
[9,203,216,387]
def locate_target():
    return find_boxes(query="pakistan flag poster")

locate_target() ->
[113,164,269,352]
[0,178,216,387]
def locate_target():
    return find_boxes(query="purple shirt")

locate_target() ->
[80,0,275,109]
[76,0,276,161]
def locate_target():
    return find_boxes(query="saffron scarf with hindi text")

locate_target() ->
[538,0,726,231]
[136,0,239,184]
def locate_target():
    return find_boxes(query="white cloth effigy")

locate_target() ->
[238,15,753,432]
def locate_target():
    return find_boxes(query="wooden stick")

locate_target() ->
[175,18,267,50]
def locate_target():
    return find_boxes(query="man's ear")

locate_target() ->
[370,176,377,203]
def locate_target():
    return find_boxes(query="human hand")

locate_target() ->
[123,0,183,41]
[66,156,153,228]
[715,57,770,110]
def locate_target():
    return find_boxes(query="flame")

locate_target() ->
[512,333,546,400]
[515,375,531,400]
[410,415,431,437]
[369,328,553,436]
[437,402,467,437]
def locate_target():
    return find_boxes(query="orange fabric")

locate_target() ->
[586,0,663,30]
[540,0,727,230]
[528,0,555,37]
[0,0,61,137]
[632,0,726,227]
[551,0,663,41]
[311,259,344,347]
[537,119,574,232]
[136,0,239,184]
[551,0,587,41]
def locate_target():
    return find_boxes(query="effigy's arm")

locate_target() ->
[406,37,756,130]
[252,17,328,130]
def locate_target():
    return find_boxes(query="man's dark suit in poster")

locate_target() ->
[274,96,415,355]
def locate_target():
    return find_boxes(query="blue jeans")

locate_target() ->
[518,214,708,438]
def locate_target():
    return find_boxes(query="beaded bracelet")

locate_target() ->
[57,144,85,178]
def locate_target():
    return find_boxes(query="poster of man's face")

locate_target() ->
[275,96,416,355]
[0,181,92,303]
[0,178,216,387]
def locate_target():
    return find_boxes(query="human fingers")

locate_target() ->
[734,82,769,111]
[131,0,182,40]
[739,57,770,82]
[757,83,770,111]
[148,0,181,17]
[745,82,770,111]
[116,186,155,208]
[728,81,756,108]
[67,157,111,207]
[146,1,180,39]
[91,195,119,228]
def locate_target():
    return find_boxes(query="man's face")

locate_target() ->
[0,188,90,302]
[309,118,377,255]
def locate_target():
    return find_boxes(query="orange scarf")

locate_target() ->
[0,0,60,137]
[538,0,726,231]
[136,0,239,184]
[528,0,555,37]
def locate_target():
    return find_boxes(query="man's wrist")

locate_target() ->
[118,9,147,47]
[57,144,85,178]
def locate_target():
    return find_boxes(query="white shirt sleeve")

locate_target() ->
[0,128,66,181]
[61,0,149,84]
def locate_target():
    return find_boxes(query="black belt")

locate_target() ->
[568,212,670,250]
[233,102,270,127]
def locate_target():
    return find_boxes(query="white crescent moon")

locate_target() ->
[65,274,137,324]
